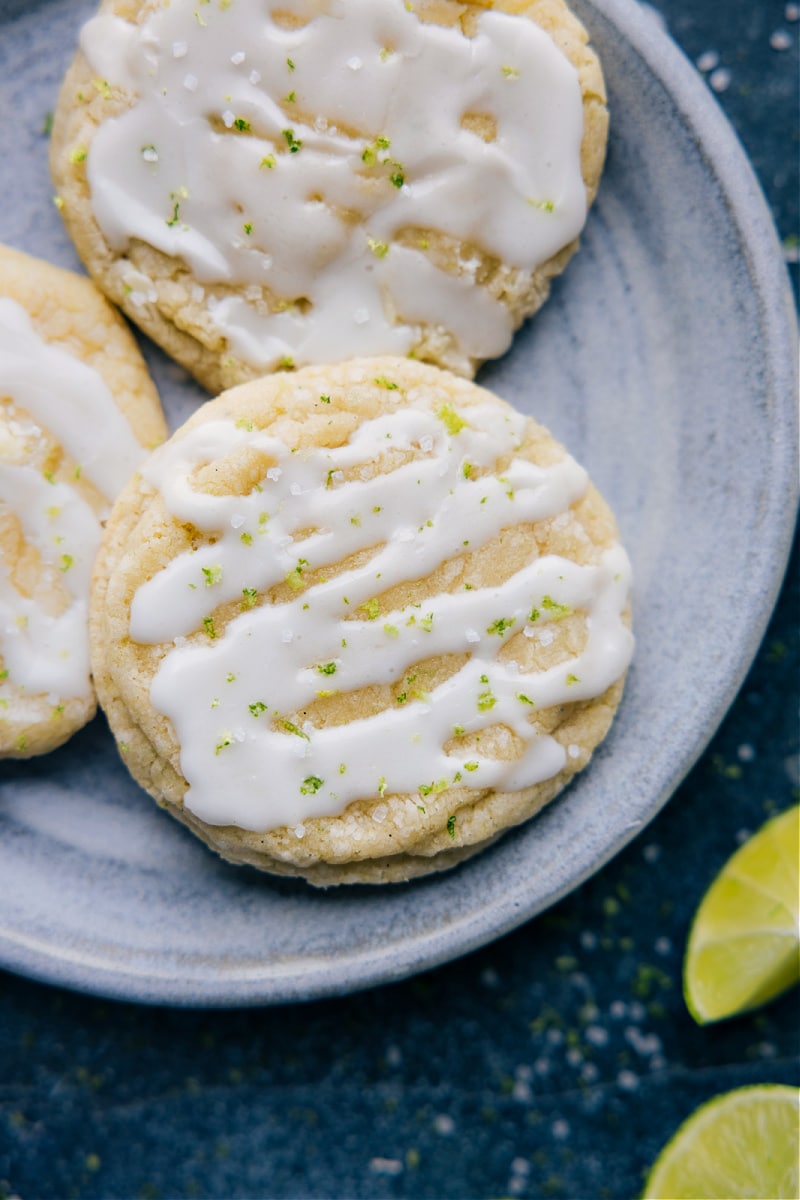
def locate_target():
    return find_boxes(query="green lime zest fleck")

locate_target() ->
[447,814,457,840]
[361,135,391,165]
[486,616,515,637]
[281,720,309,740]
[419,779,448,797]
[542,595,573,619]
[215,732,233,755]
[165,186,189,227]
[202,564,223,587]
[527,196,555,213]
[300,775,323,795]
[285,558,309,590]
[437,403,467,435]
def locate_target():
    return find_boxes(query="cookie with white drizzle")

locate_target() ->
[51,0,608,394]
[0,243,167,758]
[91,357,632,884]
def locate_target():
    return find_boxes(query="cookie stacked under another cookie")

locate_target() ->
[0,244,167,757]
[90,358,632,884]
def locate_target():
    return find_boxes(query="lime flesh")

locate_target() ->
[684,805,800,1024]
[643,1084,800,1199]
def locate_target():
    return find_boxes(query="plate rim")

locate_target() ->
[0,0,797,1006]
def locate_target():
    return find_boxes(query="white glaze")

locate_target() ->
[80,0,587,371]
[132,396,633,830]
[0,298,146,701]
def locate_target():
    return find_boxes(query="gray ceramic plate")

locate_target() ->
[0,0,796,1006]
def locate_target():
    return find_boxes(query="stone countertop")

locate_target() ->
[1,1,798,1198]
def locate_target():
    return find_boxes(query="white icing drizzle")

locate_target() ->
[131,398,633,831]
[0,298,146,701]
[80,0,587,370]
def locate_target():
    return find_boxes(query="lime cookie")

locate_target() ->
[51,0,608,394]
[91,357,632,884]
[0,244,167,759]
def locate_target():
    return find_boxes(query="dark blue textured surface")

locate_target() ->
[1,1,798,1197]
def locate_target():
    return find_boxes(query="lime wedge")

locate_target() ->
[642,1084,799,1199]
[683,804,799,1024]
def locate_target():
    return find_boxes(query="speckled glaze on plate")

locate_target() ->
[0,0,796,1006]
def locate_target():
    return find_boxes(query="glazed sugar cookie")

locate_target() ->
[51,0,608,394]
[91,357,633,885]
[0,244,167,759]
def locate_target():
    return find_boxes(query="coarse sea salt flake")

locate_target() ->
[222,109,235,128]
[231,50,246,64]
[230,513,245,529]
[354,308,370,325]
[172,40,188,58]
[709,67,731,92]
[696,49,719,71]
[183,73,198,92]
